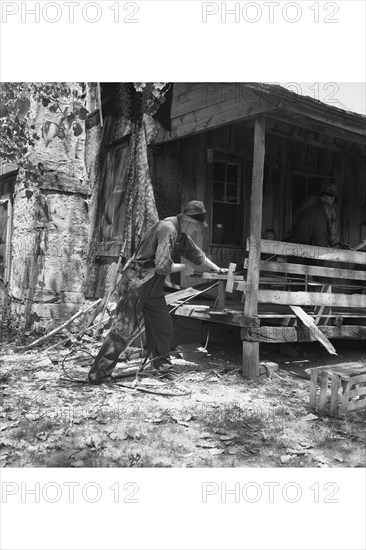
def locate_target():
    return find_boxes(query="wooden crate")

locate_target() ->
[308,362,366,417]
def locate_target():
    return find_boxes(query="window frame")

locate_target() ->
[210,158,242,245]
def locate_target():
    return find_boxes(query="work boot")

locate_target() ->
[88,370,111,384]
[151,357,175,379]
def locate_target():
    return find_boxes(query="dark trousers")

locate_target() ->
[88,267,173,383]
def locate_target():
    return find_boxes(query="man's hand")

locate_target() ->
[170,263,186,273]
[215,268,229,275]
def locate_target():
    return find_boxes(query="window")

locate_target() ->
[212,160,241,245]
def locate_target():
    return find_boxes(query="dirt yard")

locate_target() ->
[0,338,365,468]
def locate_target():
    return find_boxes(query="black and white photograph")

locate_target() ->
[0,2,365,550]
[1,81,365,468]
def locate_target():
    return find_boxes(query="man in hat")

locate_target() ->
[291,183,339,247]
[88,200,228,384]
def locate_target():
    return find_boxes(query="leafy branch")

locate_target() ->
[0,82,88,170]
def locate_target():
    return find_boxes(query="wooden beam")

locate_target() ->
[247,259,366,282]
[172,305,258,328]
[252,239,366,266]
[270,109,366,146]
[242,115,266,379]
[241,325,366,343]
[201,272,244,282]
[217,281,226,310]
[257,290,366,309]
[265,116,366,158]
[282,104,366,143]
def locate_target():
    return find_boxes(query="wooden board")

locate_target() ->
[347,400,366,412]
[165,287,202,305]
[170,98,275,140]
[290,306,337,355]
[249,260,366,282]
[305,363,366,378]
[318,372,329,414]
[241,325,366,343]
[257,290,366,309]
[309,370,318,408]
[330,376,340,417]
[247,239,366,265]
[226,263,237,293]
[172,305,257,328]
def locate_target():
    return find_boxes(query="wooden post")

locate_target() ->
[242,115,266,378]
[217,281,225,310]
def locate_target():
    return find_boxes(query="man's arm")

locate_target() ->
[176,233,228,273]
[170,259,228,274]
[201,257,228,274]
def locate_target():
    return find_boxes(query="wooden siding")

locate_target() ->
[170,83,275,140]
[150,117,366,284]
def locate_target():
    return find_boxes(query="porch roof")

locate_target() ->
[152,83,366,146]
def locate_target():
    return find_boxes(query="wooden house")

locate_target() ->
[86,83,366,378]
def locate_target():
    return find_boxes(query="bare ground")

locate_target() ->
[0,339,365,468]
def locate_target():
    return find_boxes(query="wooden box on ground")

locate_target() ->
[308,362,366,417]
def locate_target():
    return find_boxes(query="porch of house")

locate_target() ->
[168,251,366,371]
[150,84,366,378]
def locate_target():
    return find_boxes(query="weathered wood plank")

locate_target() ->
[201,272,244,282]
[172,83,230,118]
[217,281,226,310]
[171,98,275,140]
[241,325,366,343]
[290,305,337,355]
[242,340,259,380]
[284,103,366,141]
[226,263,237,293]
[165,287,202,305]
[172,305,258,328]
[257,290,366,309]
[350,374,366,385]
[246,239,366,265]
[251,260,366,282]
[319,372,329,415]
[330,375,340,416]
[242,115,266,379]
[347,399,366,411]
[348,386,366,398]
[172,83,264,119]
[340,381,351,415]
[309,370,318,408]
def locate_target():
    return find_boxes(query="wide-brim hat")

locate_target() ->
[182,200,206,216]
[319,183,338,202]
